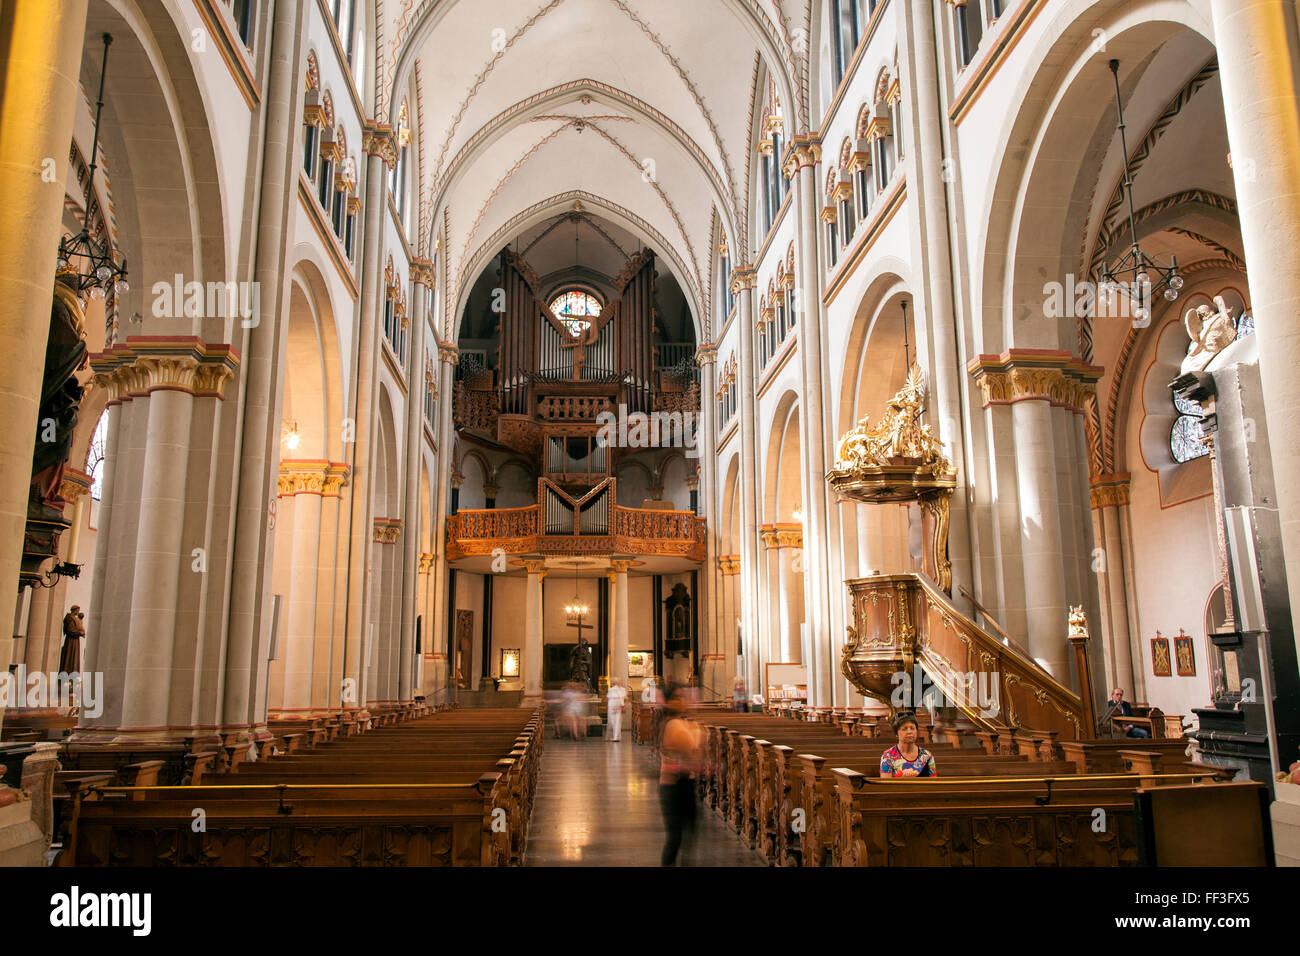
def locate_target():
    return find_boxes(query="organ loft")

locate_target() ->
[0,0,1298,888]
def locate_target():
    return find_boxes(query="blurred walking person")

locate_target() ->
[606,677,628,741]
[658,686,703,865]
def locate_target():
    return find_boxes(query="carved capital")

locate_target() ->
[59,468,93,504]
[410,258,436,289]
[717,554,741,576]
[362,121,398,169]
[760,523,803,550]
[418,552,435,573]
[522,558,547,575]
[610,558,636,574]
[89,338,240,402]
[729,266,757,294]
[1089,472,1131,510]
[967,350,1101,414]
[695,345,718,367]
[278,460,331,497]
[372,518,403,543]
[781,136,821,180]
[438,343,460,367]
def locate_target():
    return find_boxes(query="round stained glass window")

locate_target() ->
[549,290,601,337]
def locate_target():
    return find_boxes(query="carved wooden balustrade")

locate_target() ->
[453,382,500,432]
[652,383,701,414]
[842,572,1090,742]
[536,394,614,421]
[445,502,707,562]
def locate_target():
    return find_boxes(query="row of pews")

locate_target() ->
[59,706,542,866]
[690,710,1241,867]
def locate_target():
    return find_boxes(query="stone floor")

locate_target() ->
[523,737,763,867]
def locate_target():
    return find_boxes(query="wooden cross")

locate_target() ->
[566,613,592,642]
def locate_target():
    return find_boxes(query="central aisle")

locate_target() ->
[523,738,763,867]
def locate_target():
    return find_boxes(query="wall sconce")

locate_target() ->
[282,420,300,451]
[501,648,520,678]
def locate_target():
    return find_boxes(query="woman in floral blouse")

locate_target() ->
[880,711,937,778]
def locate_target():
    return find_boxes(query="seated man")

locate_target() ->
[1107,687,1150,738]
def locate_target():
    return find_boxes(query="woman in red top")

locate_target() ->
[879,711,937,777]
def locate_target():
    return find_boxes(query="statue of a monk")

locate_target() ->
[59,606,84,674]
[568,636,594,692]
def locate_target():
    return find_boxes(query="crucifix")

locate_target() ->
[566,612,592,642]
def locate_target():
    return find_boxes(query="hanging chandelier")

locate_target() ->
[1100,59,1182,322]
[56,33,129,300]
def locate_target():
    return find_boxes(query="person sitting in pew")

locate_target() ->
[1103,687,1151,738]
[880,712,938,778]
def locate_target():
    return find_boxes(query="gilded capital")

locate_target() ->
[89,338,240,402]
[59,468,93,505]
[1089,473,1131,510]
[278,460,331,497]
[419,552,435,573]
[362,121,399,169]
[522,558,547,575]
[729,266,757,295]
[411,258,436,289]
[717,554,740,576]
[967,350,1101,414]
[372,517,403,543]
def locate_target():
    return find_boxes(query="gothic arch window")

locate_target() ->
[317,93,337,210]
[227,0,254,46]
[331,128,351,241]
[757,77,786,238]
[549,290,601,337]
[303,54,322,178]
[330,0,355,62]
[1170,391,1208,464]
[392,100,411,224]
[854,104,874,220]
[86,410,109,501]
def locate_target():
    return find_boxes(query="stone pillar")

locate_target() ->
[1210,0,1300,662]
[522,558,545,703]
[970,351,1100,679]
[695,346,718,691]
[609,558,634,688]
[429,345,458,704]
[898,0,975,614]
[1090,474,1135,698]
[785,137,833,705]
[732,268,763,699]
[339,122,398,719]
[222,0,306,744]
[0,0,89,738]
[398,260,433,701]
[276,462,329,712]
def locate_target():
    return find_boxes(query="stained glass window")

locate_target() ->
[87,411,109,500]
[1171,391,1208,463]
[549,290,601,337]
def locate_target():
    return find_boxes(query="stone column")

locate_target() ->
[695,346,718,690]
[1210,0,1300,661]
[339,122,398,720]
[0,0,89,735]
[609,558,634,688]
[312,463,348,713]
[222,0,306,744]
[970,352,1100,679]
[428,345,458,704]
[398,260,433,701]
[277,462,328,712]
[732,268,763,699]
[522,558,546,704]
[899,0,975,610]
[1090,474,1135,698]
[784,138,833,705]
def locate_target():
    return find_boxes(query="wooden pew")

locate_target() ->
[65,709,542,867]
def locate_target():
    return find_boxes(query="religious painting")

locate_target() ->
[1175,631,1196,677]
[628,652,650,677]
[500,648,520,679]
[1151,634,1172,677]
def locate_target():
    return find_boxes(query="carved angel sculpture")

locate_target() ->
[1181,295,1237,374]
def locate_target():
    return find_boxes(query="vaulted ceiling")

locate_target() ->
[378,0,807,341]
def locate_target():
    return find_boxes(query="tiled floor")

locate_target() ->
[523,737,763,867]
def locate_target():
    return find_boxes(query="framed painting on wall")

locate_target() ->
[1151,633,1172,677]
[1175,630,1196,676]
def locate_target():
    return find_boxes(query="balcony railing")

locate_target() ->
[446,501,706,562]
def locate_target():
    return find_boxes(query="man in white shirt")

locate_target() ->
[606,677,629,741]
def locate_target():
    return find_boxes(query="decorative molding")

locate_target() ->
[418,552,435,573]
[967,349,1102,414]
[781,136,821,180]
[277,460,349,498]
[717,554,740,576]
[59,468,93,504]
[90,338,240,403]
[362,121,399,170]
[760,523,803,550]
[1089,473,1132,510]
[373,517,403,544]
